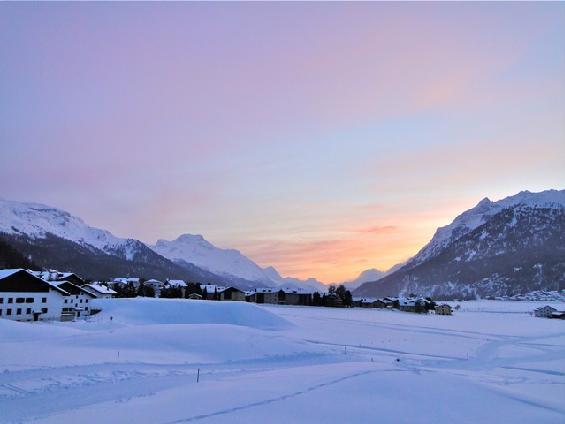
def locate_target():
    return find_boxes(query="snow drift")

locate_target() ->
[91,298,291,330]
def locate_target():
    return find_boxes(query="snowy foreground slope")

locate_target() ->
[1,300,564,423]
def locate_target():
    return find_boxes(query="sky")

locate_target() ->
[1,3,564,283]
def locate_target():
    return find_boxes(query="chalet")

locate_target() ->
[82,283,117,299]
[277,288,312,306]
[435,304,453,316]
[144,279,164,297]
[534,305,557,318]
[383,297,400,309]
[247,287,313,306]
[399,298,427,313]
[248,288,279,304]
[48,280,95,319]
[218,286,246,301]
[0,269,70,322]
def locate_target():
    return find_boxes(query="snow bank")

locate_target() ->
[91,298,291,330]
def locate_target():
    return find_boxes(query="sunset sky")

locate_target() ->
[1,3,564,283]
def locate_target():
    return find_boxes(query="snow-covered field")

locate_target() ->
[1,299,564,423]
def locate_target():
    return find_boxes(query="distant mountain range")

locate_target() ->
[0,199,323,290]
[354,190,565,299]
[2,189,563,298]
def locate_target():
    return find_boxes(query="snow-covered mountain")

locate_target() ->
[0,198,325,290]
[355,189,565,299]
[343,264,404,290]
[0,199,232,282]
[152,234,275,283]
[410,190,565,266]
[0,199,144,260]
[152,234,325,290]
[344,269,386,289]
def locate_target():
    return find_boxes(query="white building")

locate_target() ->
[0,269,69,322]
[82,283,117,299]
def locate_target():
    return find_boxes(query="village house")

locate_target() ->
[144,279,164,297]
[31,270,95,319]
[247,288,313,306]
[399,298,427,313]
[247,288,279,304]
[534,305,557,318]
[217,286,246,301]
[82,283,117,299]
[435,304,453,316]
[353,298,388,308]
[0,269,73,322]
[277,288,312,306]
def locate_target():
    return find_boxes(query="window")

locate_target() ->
[41,308,48,314]
[7,309,12,315]
[86,299,89,303]
[16,298,25,303]
[26,298,33,303]
[26,308,32,314]
[0,298,3,304]
[16,308,22,315]
[0,309,3,316]
[41,298,47,303]
[64,299,68,303]
[80,299,83,303]
[8,298,13,303]
[75,295,79,299]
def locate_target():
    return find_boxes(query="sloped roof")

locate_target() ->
[85,283,117,295]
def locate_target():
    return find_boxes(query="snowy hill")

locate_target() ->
[355,189,565,299]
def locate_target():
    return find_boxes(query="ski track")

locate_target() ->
[166,369,378,423]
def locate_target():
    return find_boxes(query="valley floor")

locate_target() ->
[1,299,564,423]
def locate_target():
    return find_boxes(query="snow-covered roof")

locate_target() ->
[145,279,163,284]
[254,288,276,294]
[200,284,226,292]
[166,279,187,287]
[0,269,24,280]
[113,277,140,284]
[352,297,378,303]
[85,283,117,295]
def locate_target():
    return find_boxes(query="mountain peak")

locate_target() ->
[476,197,492,207]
